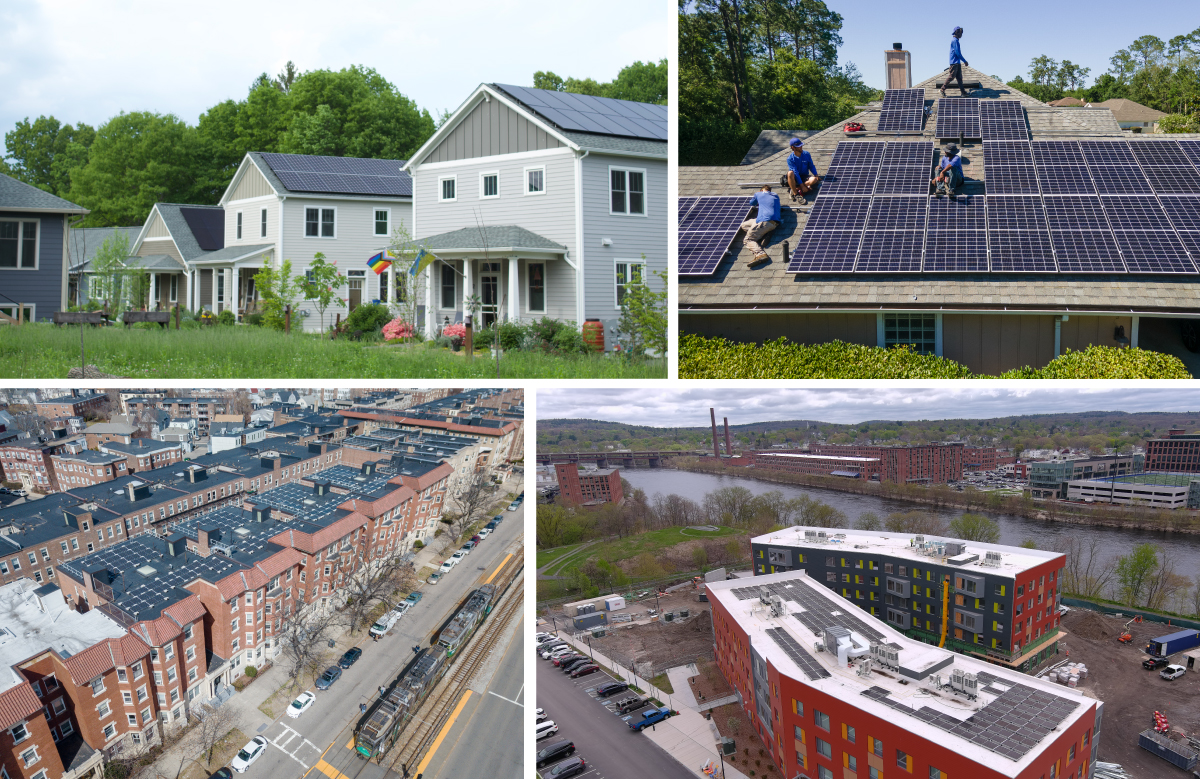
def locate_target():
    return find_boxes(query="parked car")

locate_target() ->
[570,664,600,678]
[338,648,362,668]
[553,654,585,668]
[451,551,466,563]
[439,560,455,574]
[536,740,575,768]
[286,691,315,719]
[561,657,591,672]
[535,632,555,643]
[206,769,234,779]
[315,666,342,690]
[616,696,648,715]
[535,720,559,740]
[494,514,504,522]
[536,709,549,723]
[370,610,403,638]
[485,521,498,530]
[547,757,588,778]
[230,736,268,772]
[508,502,520,511]
[1162,664,1187,680]
[0,488,10,494]
[628,707,674,731]
[463,540,476,551]
[10,489,27,497]
[539,644,568,659]
[1144,656,1171,671]
[470,534,482,544]
[596,681,629,697]
[427,572,442,585]
[404,592,423,606]
[478,528,491,539]
[546,647,574,661]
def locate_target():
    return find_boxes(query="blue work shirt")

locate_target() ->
[787,150,817,180]
[939,154,963,173]
[752,190,781,223]
[950,38,967,66]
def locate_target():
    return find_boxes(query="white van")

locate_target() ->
[535,720,559,740]
[369,609,403,638]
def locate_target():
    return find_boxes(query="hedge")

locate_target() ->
[679,334,1192,379]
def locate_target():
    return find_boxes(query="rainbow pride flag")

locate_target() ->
[367,252,391,275]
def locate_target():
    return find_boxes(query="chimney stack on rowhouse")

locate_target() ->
[885,43,911,89]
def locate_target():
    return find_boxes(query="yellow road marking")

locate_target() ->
[303,734,339,779]
[484,554,513,584]
[313,759,349,779]
[415,690,473,775]
[346,737,354,749]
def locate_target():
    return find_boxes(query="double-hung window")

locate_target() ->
[610,167,646,215]
[439,176,457,202]
[527,263,545,313]
[614,261,645,307]
[480,172,499,199]
[374,209,389,236]
[260,208,268,238]
[0,220,37,268]
[525,167,545,195]
[441,264,456,309]
[305,208,336,238]
[236,212,243,240]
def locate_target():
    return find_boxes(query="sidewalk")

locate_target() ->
[554,633,751,779]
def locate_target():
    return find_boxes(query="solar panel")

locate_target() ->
[1050,232,1126,273]
[1079,140,1136,167]
[935,97,980,138]
[988,230,1056,272]
[877,89,925,132]
[979,101,1029,140]
[788,230,861,273]
[677,196,754,276]
[881,142,935,168]
[677,196,699,225]
[260,153,411,197]
[986,196,1048,230]
[1130,140,1189,166]
[1178,232,1200,261]
[678,232,739,275]
[855,230,924,272]
[873,167,932,195]
[491,84,667,141]
[1031,140,1085,167]
[830,142,886,167]
[923,230,988,272]
[1143,166,1200,194]
[986,166,1040,195]
[765,627,830,681]
[679,196,754,232]
[1160,196,1200,231]
[805,197,872,231]
[820,168,879,196]
[1112,232,1198,273]
[927,195,986,230]
[1179,140,1200,168]
[1099,196,1174,231]
[865,197,928,230]
[1036,166,1095,195]
[1042,196,1110,228]
[1088,167,1152,195]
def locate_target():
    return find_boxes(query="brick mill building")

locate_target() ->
[807,442,966,484]
[1144,427,1200,473]
[754,452,882,480]
[554,462,624,506]
[708,570,1100,779]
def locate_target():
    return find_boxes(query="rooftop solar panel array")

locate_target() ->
[491,84,667,141]
[729,580,886,642]
[677,195,755,276]
[260,153,411,197]
[765,627,831,681]
[925,195,987,271]
[934,98,980,138]
[979,100,1029,140]
[877,89,926,132]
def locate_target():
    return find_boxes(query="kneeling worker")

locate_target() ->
[741,184,781,266]
[932,143,964,198]
[785,138,820,201]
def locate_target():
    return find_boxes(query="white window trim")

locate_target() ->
[438,175,458,203]
[526,261,546,314]
[613,258,646,309]
[524,166,547,196]
[304,207,338,239]
[440,262,456,310]
[235,211,243,240]
[0,219,40,271]
[169,275,178,303]
[479,171,500,200]
[0,304,35,324]
[373,207,391,237]
[608,165,648,217]
[260,208,268,238]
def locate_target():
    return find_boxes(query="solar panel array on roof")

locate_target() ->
[259,153,411,197]
[877,89,925,132]
[730,580,886,642]
[677,196,755,276]
[979,100,1029,140]
[934,98,980,139]
[925,196,987,271]
[765,627,830,681]
[491,84,667,141]
[178,208,225,252]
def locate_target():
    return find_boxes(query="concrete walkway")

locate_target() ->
[666,663,699,709]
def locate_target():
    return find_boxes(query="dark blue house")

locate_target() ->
[0,173,88,322]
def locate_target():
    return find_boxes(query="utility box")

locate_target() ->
[573,612,606,630]
[604,596,626,611]
[720,737,736,755]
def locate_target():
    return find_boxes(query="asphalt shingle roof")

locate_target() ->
[188,244,274,264]
[678,66,1200,314]
[560,131,667,157]
[0,173,86,212]
[68,226,142,271]
[419,225,566,253]
[154,203,223,262]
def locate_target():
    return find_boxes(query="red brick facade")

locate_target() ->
[554,463,623,506]
[809,443,965,484]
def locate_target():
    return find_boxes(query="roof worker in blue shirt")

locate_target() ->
[785,138,820,202]
[942,26,969,97]
[932,143,964,198]
[741,184,781,266]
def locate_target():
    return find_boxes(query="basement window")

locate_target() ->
[884,313,936,355]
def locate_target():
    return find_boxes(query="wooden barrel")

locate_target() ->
[582,319,605,352]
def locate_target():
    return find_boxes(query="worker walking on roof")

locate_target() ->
[931,143,964,198]
[942,27,969,97]
[784,138,820,201]
[741,184,780,266]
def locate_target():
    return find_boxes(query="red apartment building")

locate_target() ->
[708,571,1101,779]
[0,435,85,492]
[50,450,128,488]
[808,442,966,484]
[965,446,1000,471]
[83,424,137,450]
[34,394,107,420]
[1144,427,1200,473]
[754,452,881,480]
[554,463,624,506]
[97,440,184,474]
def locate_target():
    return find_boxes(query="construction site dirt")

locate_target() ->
[1059,608,1200,777]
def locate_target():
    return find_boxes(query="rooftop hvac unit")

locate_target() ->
[816,531,828,543]
[856,658,873,677]
[759,586,772,605]
[804,530,817,543]
[949,668,978,700]
[769,595,784,618]
[981,551,1002,568]
[913,535,925,547]
[814,641,824,653]
[945,541,966,557]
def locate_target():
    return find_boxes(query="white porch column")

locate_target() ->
[210,269,218,312]
[190,270,197,312]
[424,264,435,335]
[463,260,473,324]
[149,273,158,310]
[232,267,240,318]
[387,263,396,313]
[507,257,519,322]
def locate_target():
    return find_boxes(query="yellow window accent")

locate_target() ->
[926,570,932,581]
[867,736,874,752]
[974,633,982,644]
[844,751,850,767]
[770,566,776,573]
[798,553,805,563]
[905,754,913,771]
[991,638,999,648]
[842,723,847,739]
[998,584,1006,596]
[792,698,798,714]
[913,568,920,578]
[757,550,764,558]
[873,577,879,586]
[841,558,847,567]
[993,602,1001,613]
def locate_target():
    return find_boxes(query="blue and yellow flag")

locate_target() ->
[409,248,437,277]
[367,252,391,275]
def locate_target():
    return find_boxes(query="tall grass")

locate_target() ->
[0,325,666,378]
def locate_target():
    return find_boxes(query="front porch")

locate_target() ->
[189,245,273,318]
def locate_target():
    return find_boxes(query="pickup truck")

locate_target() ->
[628,707,673,731]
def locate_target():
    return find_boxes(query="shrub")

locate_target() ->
[497,321,526,351]
[381,317,415,341]
[245,313,264,326]
[244,665,258,678]
[217,309,236,326]
[679,335,973,379]
[413,540,424,549]
[342,303,391,334]
[528,316,564,347]
[435,335,453,348]
[998,346,1191,379]
[551,323,590,354]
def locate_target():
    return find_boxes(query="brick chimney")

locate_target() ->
[885,43,911,89]
[710,408,720,459]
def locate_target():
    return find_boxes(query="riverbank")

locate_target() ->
[665,457,1200,535]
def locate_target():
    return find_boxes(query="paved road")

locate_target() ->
[418,619,524,779]
[536,652,695,779]
[239,500,524,779]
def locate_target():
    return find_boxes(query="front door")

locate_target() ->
[481,273,499,327]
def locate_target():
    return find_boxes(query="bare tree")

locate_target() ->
[1054,536,1115,599]
[339,555,417,635]
[444,469,494,544]
[1143,546,1187,611]
[276,606,339,686]
[191,702,246,767]
[8,405,51,439]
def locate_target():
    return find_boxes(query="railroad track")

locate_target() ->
[384,569,523,773]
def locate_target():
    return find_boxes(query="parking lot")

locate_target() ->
[535,637,697,779]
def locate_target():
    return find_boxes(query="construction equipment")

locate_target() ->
[1119,632,1134,644]
[939,579,950,648]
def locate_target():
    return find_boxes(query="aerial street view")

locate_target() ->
[679,2,1200,378]
[0,386,524,779]
[0,5,667,378]
[536,386,1200,779]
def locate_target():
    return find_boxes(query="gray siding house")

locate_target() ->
[67,225,142,305]
[0,173,88,322]
[403,84,667,347]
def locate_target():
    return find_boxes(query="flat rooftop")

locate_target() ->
[709,570,1091,776]
[0,579,126,692]
[760,453,880,463]
[752,527,1062,577]
[1070,472,1199,486]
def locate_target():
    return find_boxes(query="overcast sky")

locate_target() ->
[0,0,670,140]
[538,387,1200,427]
[838,0,1196,91]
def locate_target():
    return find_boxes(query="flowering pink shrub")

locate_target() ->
[443,323,466,338]
[382,317,415,340]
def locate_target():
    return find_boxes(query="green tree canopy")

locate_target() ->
[3,115,95,197]
[947,513,1001,544]
[533,59,668,105]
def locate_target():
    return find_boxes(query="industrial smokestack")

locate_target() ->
[710,408,720,459]
[724,418,732,455]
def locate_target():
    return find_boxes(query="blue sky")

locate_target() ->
[0,0,669,143]
[538,387,1200,427]
[835,0,1197,89]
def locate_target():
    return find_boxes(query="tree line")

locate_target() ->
[679,0,879,165]
[1,59,666,228]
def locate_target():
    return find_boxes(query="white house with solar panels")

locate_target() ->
[402,83,667,346]
[679,64,1200,375]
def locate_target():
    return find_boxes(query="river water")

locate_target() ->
[621,468,1200,572]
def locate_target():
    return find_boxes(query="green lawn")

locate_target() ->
[536,542,587,571]
[539,526,742,578]
[0,324,666,378]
